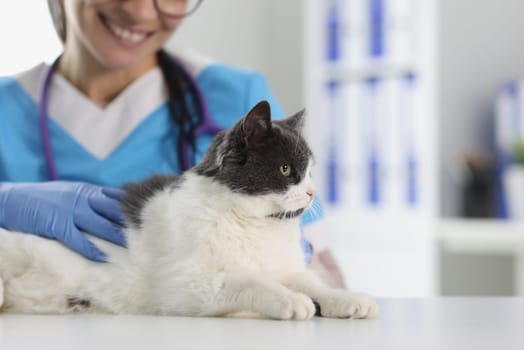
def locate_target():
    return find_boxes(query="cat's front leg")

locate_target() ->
[283,271,378,319]
[180,272,316,320]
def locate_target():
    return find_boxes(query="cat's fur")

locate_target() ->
[0,101,377,319]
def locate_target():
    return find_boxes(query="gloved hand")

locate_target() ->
[0,181,126,262]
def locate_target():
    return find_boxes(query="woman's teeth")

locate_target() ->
[107,21,148,43]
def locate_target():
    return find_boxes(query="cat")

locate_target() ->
[0,100,378,319]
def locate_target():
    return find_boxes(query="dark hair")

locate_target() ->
[157,49,202,171]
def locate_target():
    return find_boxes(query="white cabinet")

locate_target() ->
[303,0,439,297]
[303,0,524,297]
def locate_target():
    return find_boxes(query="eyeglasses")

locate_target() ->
[154,0,203,19]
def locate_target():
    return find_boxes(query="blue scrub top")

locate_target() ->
[0,63,282,185]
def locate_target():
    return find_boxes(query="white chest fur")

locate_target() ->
[133,173,306,280]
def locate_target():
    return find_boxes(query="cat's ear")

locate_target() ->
[241,100,273,149]
[285,108,306,132]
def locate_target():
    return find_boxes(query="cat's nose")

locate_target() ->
[306,190,315,199]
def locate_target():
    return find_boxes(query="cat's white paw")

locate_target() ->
[316,291,378,319]
[264,292,316,321]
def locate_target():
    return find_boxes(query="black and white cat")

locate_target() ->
[0,101,377,319]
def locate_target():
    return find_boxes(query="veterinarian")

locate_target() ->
[0,0,345,287]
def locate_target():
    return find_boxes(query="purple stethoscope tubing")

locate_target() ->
[39,54,222,180]
[39,57,61,181]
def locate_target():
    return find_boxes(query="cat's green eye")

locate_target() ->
[280,164,292,177]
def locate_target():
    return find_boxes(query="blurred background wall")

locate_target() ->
[438,0,524,217]
[171,0,305,115]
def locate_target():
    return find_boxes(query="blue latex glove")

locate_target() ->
[0,181,126,262]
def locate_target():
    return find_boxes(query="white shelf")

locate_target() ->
[325,64,419,82]
[439,219,524,255]
[438,218,524,295]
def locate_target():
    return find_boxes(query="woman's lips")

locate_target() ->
[98,12,154,47]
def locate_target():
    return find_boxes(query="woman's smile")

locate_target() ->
[98,11,155,48]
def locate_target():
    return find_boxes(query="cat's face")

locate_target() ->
[195,101,315,218]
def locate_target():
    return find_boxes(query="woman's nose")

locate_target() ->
[119,0,159,22]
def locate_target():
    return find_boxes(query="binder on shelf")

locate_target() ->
[495,82,519,157]
[385,0,418,65]
[369,0,385,60]
[325,0,346,205]
[494,81,523,219]
[363,76,384,207]
[401,72,419,207]
[345,0,368,69]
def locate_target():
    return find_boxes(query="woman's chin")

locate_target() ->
[95,50,155,71]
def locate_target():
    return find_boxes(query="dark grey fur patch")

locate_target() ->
[122,174,184,228]
[194,101,312,196]
[313,299,322,316]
